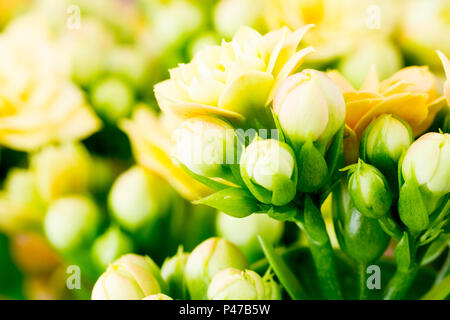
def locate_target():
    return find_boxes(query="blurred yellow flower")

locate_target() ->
[154,25,313,125]
[31,143,92,203]
[263,0,399,65]
[328,66,447,163]
[0,16,101,151]
[120,106,211,201]
[438,51,450,105]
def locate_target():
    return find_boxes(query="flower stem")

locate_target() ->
[358,262,369,300]
[295,196,343,299]
[383,264,419,300]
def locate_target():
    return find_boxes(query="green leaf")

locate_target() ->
[258,236,308,300]
[421,274,450,300]
[302,196,329,245]
[421,233,450,265]
[297,140,328,192]
[271,111,286,143]
[395,232,413,272]
[267,203,298,222]
[179,163,231,191]
[398,177,429,232]
[324,125,345,183]
[193,187,259,218]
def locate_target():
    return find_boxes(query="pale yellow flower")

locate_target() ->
[328,66,447,163]
[0,16,101,151]
[154,25,313,124]
[120,106,212,201]
[437,51,450,105]
[263,0,399,64]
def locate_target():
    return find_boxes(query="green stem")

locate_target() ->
[434,249,450,286]
[358,262,369,300]
[383,264,419,300]
[295,196,343,299]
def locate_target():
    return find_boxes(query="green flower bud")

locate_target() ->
[91,254,162,300]
[345,160,392,219]
[216,212,284,262]
[402,132,450,199]
[273,69,345,152]
[92,77,134,123]
[361,114,414,192]
[105,47,149,89]
[142,293,173,300]
[161,247,189,300]
[109,166,171,233]
[92,226,134,271]
[185,237,248,300]
[332,180,390,264]
[173,117,239,178]
[240,138,297,206]
[207,268,281,300]
[339,38,403,88]
[44,195,101,252]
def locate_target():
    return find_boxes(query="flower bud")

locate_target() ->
[91,254,162,300]
[173,117,239,178]
[345,160,392,219]
[240,138,297,206]
[361,114,414,192]
[207,268,281,300]
[31,143,92,203]
[44,195,101,252]
[92,226,134,271]
[142,293,173,300]
[273,69,345,152]
[402,132,450,199]
[91,77,134,123]
[161,247,189,300]
[216,212,284,262]
[332,180,390,264]
[185,237,248,300]
[108,166,171,233]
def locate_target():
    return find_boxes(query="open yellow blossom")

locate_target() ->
[120,106,211,201]
[0,16,101,151]
[328,66,447,163]
[438,51,450,105]
[154,25,314,126]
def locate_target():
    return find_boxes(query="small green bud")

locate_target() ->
[345,160,392,219]
[161,247,189,299]
[216,212,284,262]
[240,138,297,206]
[361,114,413,191]
[92,77,134,123]
[207,268,281,300]
[92,226,134,271]
[44,195,101,252]
[185,237,248,300]
[109,166,171,233]
[332,180,390,264]
[91,254,162,300]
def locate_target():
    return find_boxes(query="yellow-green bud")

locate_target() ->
[185,237,248,300]
[109,166,171,233]
[273,69,345,152]
[92,77,134,123]
[216,212,284,262]
[207,268,281,300]
[173,117,239,178]
[346,160,392,219]
[44,195,101,252]
[91,254,162,300]
[402,132,450,199]
[161,247,189,300]
[240,138,297,206]
[92,226,134,271]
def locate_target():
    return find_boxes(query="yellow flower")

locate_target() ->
[263,0,399,65]
[0,17,101,151]
[438,51,450,105]
[120,106,212,201]
[154,25,313,126]
[328,66,447,163]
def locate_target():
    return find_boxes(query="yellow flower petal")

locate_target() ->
[437,50,450,105]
